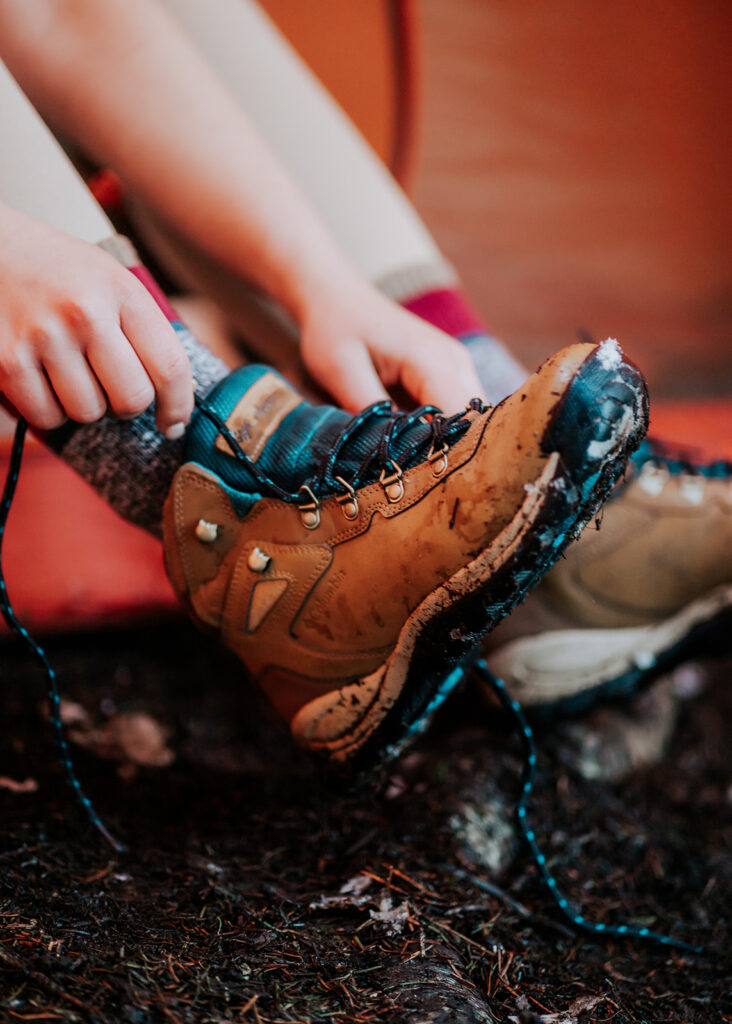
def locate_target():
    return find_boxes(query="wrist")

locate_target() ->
[287,256,368,326]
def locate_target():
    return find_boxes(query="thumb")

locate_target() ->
[320,341,391,414]
[404,341,486,413]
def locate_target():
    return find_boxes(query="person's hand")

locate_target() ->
[0,204,193,436]
[298,274,485,414]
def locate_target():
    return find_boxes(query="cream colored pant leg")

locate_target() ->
[0,61,112,244]
[0,62,116,436]
[158,0,450,290]
[130,0,455,378]
[0,61,239,394]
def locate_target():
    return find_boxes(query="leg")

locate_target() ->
[129,0,528,405]
[0,60,651,767]
[0,60,229,535]
[135,5,725,718]
[0,53,657,768]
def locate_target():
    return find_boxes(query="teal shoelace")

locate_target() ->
[472,659,702,955]
[0,418,123,852]
[192,392,484,501]
[0,412,704,953]
[632,436,732,480]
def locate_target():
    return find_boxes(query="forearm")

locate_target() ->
[0,0,355,320]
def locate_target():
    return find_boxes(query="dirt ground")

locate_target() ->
[1,623,730,1023]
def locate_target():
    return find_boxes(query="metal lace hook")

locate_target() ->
[334,476,359,520]
[297,483,321,529]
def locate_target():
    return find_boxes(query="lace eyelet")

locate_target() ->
[638,462,669,497]
[379,461,404,503]
[428,443,449,477]
[680,476,704,505]
[195,518,219,543]
[297,484,321,529]
[248,546,271,572]
[334,475,359,520]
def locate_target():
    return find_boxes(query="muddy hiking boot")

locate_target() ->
[162,339,648,769]
[484,437,732,713]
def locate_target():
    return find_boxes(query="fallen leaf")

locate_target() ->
[309,874,373,910]
[369,895,410,936]
[58,699,90,726]
[69,711,174,767]
[0,776,38,793]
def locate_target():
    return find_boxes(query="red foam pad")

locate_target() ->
[1,399,730,635]
[0,442,177,635]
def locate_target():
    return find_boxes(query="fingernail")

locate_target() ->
[164,422,186,441]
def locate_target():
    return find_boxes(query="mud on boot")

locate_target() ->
[163,339,649,769]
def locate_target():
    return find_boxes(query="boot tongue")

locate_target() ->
[186,365,452,498]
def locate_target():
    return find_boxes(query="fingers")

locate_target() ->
[401,329,487,413]
[2,359,66,430]
[86,327,155,419]
[120,290,193,438]
[312,340,391,414]
[42,344,108,424]
[2,309,189,435]
[419,342,486,412]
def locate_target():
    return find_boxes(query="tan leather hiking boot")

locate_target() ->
[163,339,648,767]
[483,438,732,712]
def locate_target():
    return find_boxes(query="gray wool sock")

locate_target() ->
[47,323,228,538]
[462,333,529,405]
[45,321,528,538]
[376,263,529,406]
[46,241,528,538]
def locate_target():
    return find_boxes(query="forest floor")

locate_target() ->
[1,622,730,1024]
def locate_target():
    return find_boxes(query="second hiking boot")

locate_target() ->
[163,339,648,768]
[483,437,732,713]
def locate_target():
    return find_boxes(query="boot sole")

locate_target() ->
[292,347,649,768]
[488,584,732,716]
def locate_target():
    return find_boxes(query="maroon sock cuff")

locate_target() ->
[95,235,180,323]
[401,286,486,340]
[127,264,180,323]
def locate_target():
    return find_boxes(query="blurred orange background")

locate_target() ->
[264,0,731,397]
[414,0,731,398]
[2,0,730,634]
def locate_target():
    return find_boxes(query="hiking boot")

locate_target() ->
[162,339,648,768]
[483,438,732,712]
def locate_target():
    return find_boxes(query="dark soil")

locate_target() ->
[1,622,730,1023]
